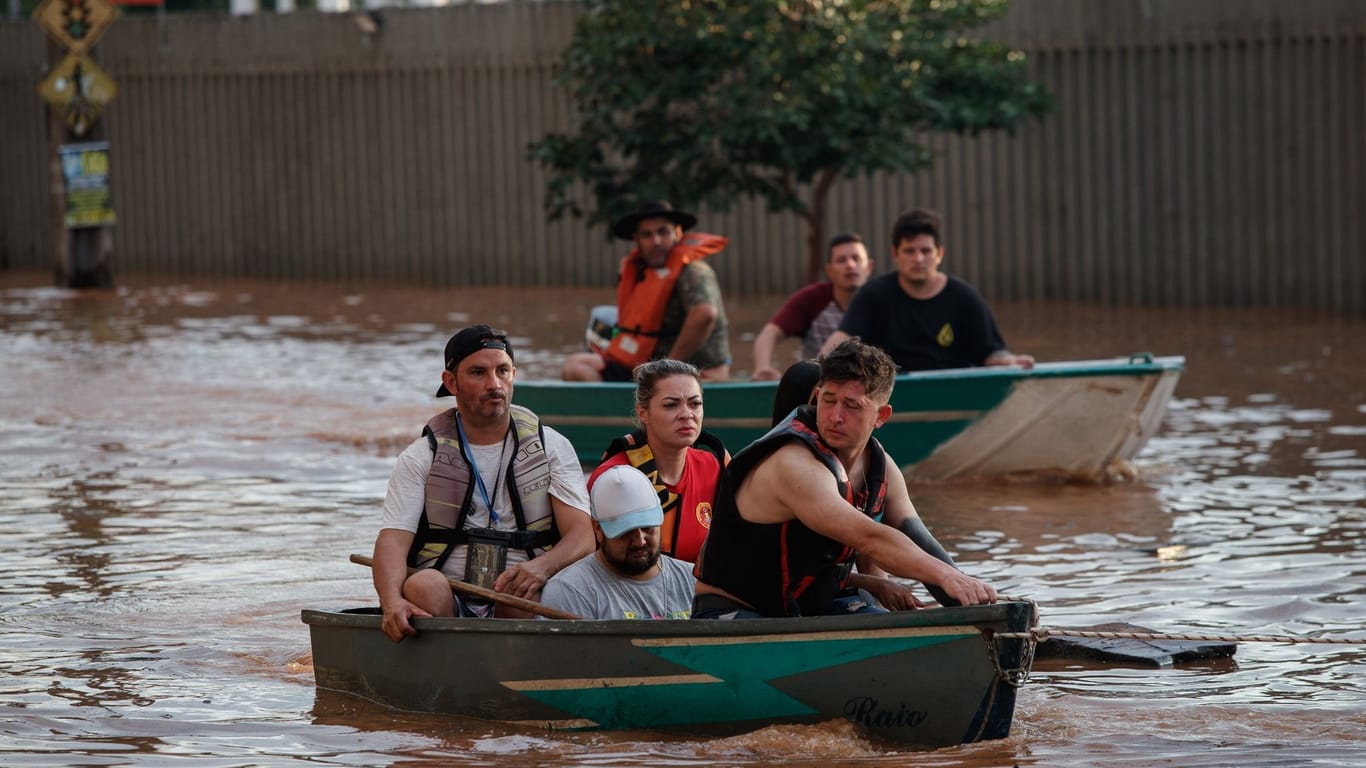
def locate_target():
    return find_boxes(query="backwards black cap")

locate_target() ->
[435,324,513,397]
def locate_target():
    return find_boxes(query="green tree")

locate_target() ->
[531,0,1053,283]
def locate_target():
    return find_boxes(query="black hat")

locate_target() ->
[435,324,513,397]
[611,200,697,241]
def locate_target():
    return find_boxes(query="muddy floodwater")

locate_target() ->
[1,271,1363,767]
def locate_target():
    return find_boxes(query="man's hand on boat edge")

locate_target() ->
[382,599,432,643]
[934,566,998,606]
[847,573,925,611]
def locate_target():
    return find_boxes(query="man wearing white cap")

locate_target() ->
[541,465,696,620]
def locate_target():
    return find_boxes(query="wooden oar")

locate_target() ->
[349,553,583,621]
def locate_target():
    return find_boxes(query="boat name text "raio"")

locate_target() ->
[843,696,928,729]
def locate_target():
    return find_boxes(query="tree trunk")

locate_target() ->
[802,168,841,285]
[803,207,824,286]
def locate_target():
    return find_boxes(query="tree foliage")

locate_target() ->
[531,0,1053,281]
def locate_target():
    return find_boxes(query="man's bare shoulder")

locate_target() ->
[738,443,838,522]
[755,441,829,475]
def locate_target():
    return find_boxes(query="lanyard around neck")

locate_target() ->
[455,412,509,526]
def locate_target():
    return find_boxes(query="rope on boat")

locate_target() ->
[994,628,1366,646]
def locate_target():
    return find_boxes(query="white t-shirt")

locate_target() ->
[380,423,590,579]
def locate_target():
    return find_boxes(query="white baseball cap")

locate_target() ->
[590,465,664,539]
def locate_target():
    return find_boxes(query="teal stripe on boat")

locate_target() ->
[510,632,960,728]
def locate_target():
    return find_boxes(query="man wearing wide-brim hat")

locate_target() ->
[562,200,732,382]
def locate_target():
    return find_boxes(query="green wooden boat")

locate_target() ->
[516,354,1184,481]
[302,601,1036,747]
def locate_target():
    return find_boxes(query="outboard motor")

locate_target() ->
[585,304,618,353]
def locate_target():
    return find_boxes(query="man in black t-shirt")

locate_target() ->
[820,208,1033,372]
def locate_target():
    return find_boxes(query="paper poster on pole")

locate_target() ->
[60,142,116,228]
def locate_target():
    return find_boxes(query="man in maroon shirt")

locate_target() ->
[751,233,873,381]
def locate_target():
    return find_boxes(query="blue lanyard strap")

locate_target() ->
[454,412,507,526]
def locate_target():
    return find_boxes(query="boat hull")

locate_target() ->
[515,355,1184,480]
[303,601,1036,747]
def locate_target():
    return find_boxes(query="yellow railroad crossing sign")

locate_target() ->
[34,0,117,56]
[38,53,117,107]
[37,53,117,136]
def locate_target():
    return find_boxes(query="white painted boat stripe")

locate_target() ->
[632,625,979,647]
[503,673,722,691]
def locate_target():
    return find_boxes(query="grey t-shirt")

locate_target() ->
[540,552,695,620]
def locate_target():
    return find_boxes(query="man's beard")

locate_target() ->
[644,249,671,268]
[606,545,660,576]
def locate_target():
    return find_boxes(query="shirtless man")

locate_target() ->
[694,338,996,618]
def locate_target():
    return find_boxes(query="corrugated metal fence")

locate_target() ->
[1,0,1362,311]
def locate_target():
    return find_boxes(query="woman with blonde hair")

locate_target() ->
[588,359,728,565]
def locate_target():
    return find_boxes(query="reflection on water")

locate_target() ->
[1,272,1363,766]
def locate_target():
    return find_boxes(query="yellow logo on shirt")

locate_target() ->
[936,323,954,348]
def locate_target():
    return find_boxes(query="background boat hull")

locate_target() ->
[516,356,1184,480]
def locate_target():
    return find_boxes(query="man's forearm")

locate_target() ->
[752,323,785,377]
[669,305,718,362]
[373,529,415,607]
[533,522,594,578]
[985,349,1035,369]
[862,528,959,586]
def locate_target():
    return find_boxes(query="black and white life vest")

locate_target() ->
[407,405,561,570]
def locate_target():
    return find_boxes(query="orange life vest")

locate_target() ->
[589,429,727,564]
[605,232,728,369]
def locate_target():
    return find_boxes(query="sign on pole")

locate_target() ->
[33,0,119,286]
[37,53,117,106]
[37,53,117,136]
[59,142,116,229]
[33,0,117,56]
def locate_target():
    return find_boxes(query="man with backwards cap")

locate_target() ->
[540,465,696,620]
[371,324,595,642]
[562,200,732,382]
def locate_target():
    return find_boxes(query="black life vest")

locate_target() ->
[696,406,888,617]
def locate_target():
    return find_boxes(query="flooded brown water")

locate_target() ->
[2,270,1363,767]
